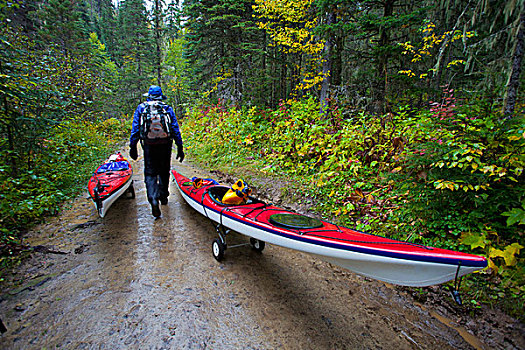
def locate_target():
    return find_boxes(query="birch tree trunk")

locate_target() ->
[503,10,524,120]
[320,11,335,113]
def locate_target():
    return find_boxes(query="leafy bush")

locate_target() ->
[182,96,524,318]
[0,116,128,271]
[387,96,524,264]
[384,96,524,317]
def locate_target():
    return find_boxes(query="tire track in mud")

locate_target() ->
[0,149,501,349]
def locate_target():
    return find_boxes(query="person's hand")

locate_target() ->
[129,145,138,160]
[176,145,184,163]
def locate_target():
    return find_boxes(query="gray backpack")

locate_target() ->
[139,101,172,141]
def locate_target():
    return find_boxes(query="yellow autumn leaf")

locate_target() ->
[487,258,498,274]
[391,166,402,173]
[489,247,505,259]
[502,243,524,266]
[459,231,485,249]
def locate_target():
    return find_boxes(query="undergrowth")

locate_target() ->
[181,96,524,320]
[0,116,130,274]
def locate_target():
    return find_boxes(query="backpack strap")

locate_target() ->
[138,102,151,140]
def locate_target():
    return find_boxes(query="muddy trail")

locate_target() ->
[0,150,523,349]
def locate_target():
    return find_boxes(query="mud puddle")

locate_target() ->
[0,149,523,349]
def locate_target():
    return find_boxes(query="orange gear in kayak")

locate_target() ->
[222,179,252,205]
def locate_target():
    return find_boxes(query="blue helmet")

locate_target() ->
[143,85,167,100]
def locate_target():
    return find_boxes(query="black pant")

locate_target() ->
[142,141,172,203]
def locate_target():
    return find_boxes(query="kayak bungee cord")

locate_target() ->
[238,203,268,217]
[300,232,434,250]
[91,173,132,197]
[196,185,229,247]
[91,173,131,192]
[226,205,433,250]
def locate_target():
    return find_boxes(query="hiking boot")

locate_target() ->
[160,197,168,205]
[151,199,161,218]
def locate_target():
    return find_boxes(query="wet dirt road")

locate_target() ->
[0,150,519,349]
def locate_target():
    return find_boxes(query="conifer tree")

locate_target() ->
[37,0,92,56]
[165,0,183,40]
[152,0,164,86]
[116,0,155,109]
[183,0,265,104]
[98,0,119,60]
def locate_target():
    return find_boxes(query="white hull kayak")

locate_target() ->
[315,253,476,287]
[172,170,487,287]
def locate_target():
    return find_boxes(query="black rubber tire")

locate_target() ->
[212,239,225,261]
[250,237,265,252]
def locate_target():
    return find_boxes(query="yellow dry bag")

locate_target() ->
[222,179,252,205]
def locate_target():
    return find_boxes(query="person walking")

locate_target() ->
[129,85,184,218]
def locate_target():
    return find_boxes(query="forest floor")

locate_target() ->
[0,149,523,349]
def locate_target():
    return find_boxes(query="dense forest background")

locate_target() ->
[4,0,523,115]
[0,0,523,317]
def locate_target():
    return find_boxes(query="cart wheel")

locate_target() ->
[212,239,225,261]
[128,183,135,199]
[250,237,265,252]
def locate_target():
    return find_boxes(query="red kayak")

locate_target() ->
[88,152,134,217]
[171,169,487,288]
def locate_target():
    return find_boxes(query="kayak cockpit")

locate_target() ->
[207,186,265,207]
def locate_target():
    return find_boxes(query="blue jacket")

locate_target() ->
[129,99,183,148]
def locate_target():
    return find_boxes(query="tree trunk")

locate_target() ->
[280,54,286,101]
[271,46,276,107]
[376,0,395,114]
[2,93,17,177]
[433,0,471,95]
[503,10,524,119]
[154,0,163,86]
[320,11,335,113]
[332,35,343,87]
[262,31,267,105]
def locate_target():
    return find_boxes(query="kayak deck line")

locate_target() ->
[90,173,133,201]
[210,200,434,250]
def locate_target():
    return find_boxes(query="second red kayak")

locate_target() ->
[88,152,134,217]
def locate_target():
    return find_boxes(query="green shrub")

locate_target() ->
[182,96,524,317]
[0,116,128,271]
